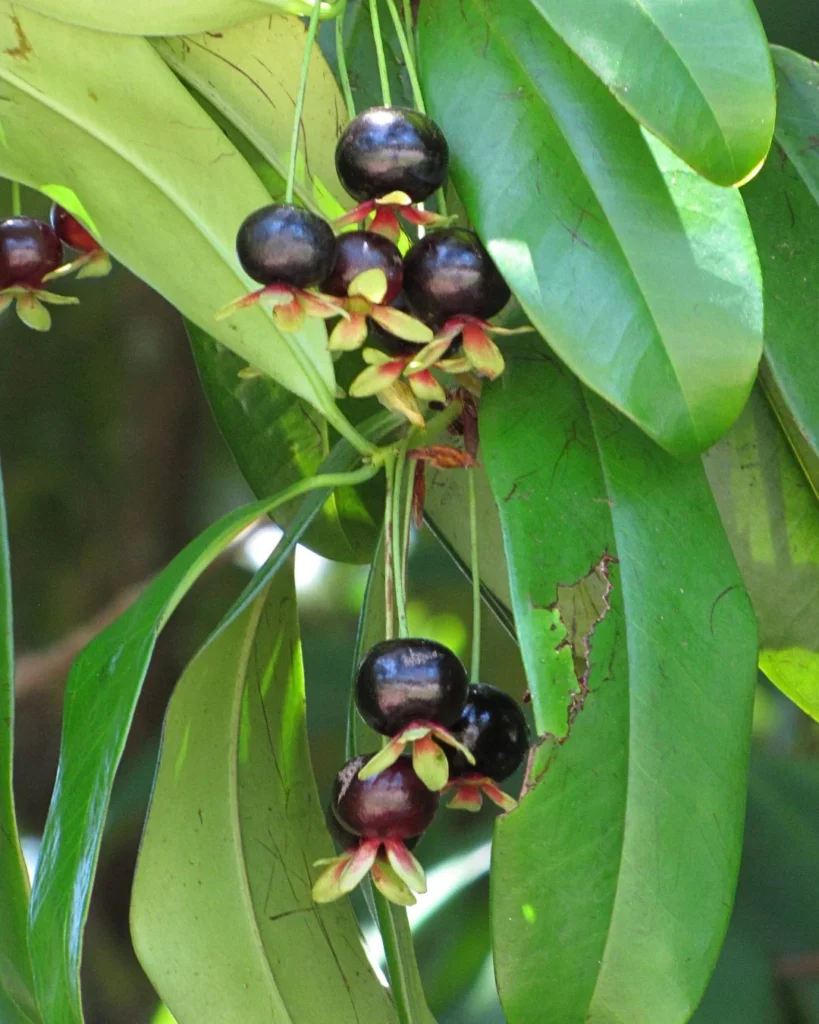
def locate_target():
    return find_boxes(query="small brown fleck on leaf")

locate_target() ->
[6,15,32,60]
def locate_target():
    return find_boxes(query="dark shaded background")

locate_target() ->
[2,1,818,1020]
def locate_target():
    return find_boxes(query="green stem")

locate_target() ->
[285,1,323,205]
[392,439,410,638]
[370,0,392,106]
[10,181,20,217]
[401,456,415,590]
[383,0,424,113]
[335,3,356,120]
[402,0,416,64]
[375,893,416,1024]
[468,467,481,681]
[383,452,396,640]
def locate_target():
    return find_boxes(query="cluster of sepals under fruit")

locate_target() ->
[218,105,532,425]
[311,637,530,906]
[0,204,111,332]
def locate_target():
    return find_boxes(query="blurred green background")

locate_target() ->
[2,1,819,1021]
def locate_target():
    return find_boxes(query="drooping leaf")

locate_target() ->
[0,464,39,1024]
[523,0,775,186]
[131,570,396,1023]
[12,0,324,36]
[154,16,349,216]
[0,4,335,412]
[742,48,819,486]
[418,0,763,456]
[189,323,380,563]
[704,388,819,723]
[26,419,393,1024]
[480,342,758,1023]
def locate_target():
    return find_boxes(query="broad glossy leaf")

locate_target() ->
[742,49,819,483]
[13,0,323,36]
[27,421,392,1024]
[419,0,763,456]
[155,16,349,215]
[0,466,39,1024]
[704,388,819,722]
[0,5,335,412]
[481,343,758,1023]
[190,323,380,563]
[131,572,396,1023]
[524,0,774,186]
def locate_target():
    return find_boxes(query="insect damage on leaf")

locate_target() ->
[520,553,616,798]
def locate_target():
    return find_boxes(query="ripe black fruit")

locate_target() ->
[323,230,403,303]
[236,203,336,288]
[446,683,530,782]
[332,754,439,839]
[404,228,510,324]
[356,638,469,735]
[0,217,63,288]
[325,801,419,852]
[336,107,448,203]
[49,204,98,253]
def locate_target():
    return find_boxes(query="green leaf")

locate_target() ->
[26,420,392,1024]
[480,342,758,1023]
[13,0,327,36]
[0,4,335,412]
[704,388,819,722]
[418,0,763,456]
[189,323,380,563]
[0,464,39,1024]
[742,48,819,487]
[523,0,774,186]
[131,570,396,1023]
[154,16,349,216]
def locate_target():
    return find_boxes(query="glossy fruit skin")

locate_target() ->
[404,228,510,324]
[325,801,419,851]
[446,683,530,782]
[0,217,63,288]
[323,230,403,303]
[356,638,469,735]
[49,204,98,253]
[332,754,439,839]
[336,107,448,203]
[236,203,336,288]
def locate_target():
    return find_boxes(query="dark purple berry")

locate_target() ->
[49,204,99,253]
[325,801,419,851]
[404,228,510,323]
[446,683,530,782]
[356,638,469,736]
[0,217,63,288]
[323,230,403,303]
[332,754,439,839]
[336,107,448,203]
[236,203,336,288]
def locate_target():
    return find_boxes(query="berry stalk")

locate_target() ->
[285,0,324,204]
[369,0,393,107]
[10,181,20,217]
[468,466,481,682]
[375,893,417,1024]
[335,3,357,120]
[392,438,411,638]
[383,451,397,641]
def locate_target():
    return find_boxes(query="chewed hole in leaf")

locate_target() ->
[552,553,615,698]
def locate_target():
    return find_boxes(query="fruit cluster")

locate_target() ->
[0,204,110,331]
[222,106,524,424]
[313,638,530,906]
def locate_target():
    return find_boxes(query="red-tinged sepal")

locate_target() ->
[446,785,483,813]
[329,312,369,351]
[399,205,457,229]
[482,780,518,812]
[371,854,417,906]
[377,381,425,427]
[412,733,449,791]
[462,322,505,379]
[272,297,305,333]
[76,249,113,279]
[333,200,377,229]
[217,282,289,321]
[384,839,427,894]
[0,293,12,315]
[357,736,407,780]
[407,369,446,404]
[16,293,52,331]
[407,445,478,469]
[349,358,406,398]
[437,354,472,375]
[370,304,433,342]
[311,853,352,903]
[406,336,456,373]
[369,205,402,244]
[339,838,381,894]
[349,267,388,304]
[296,288,348,320]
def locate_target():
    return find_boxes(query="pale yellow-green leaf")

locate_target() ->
[155,16,349,215]
[0,4,335,410]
